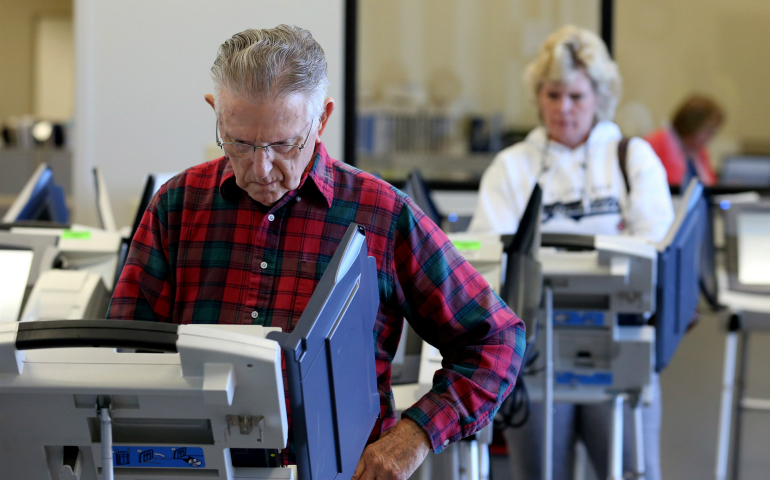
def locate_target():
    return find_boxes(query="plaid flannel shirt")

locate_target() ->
[108,142,525,453]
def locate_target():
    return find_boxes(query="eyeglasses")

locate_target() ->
[216,118,314,160]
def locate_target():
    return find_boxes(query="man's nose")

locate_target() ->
[251,148,273,178]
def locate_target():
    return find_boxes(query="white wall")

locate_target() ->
[357,0,599,126]
[616,0,770,167]
[74,0,345,227]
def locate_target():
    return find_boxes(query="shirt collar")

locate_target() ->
[218,141,335,208]
[305,141,335,208]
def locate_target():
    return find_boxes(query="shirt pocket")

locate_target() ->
[299,254,329,282]
[282,254,330,328]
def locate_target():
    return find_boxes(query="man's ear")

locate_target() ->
[315,97,335,142]
[204,93,216,111]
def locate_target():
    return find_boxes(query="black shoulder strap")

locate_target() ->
[618,137,632,194]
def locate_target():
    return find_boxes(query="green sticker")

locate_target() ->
[61,230,92,240]
[452,240,481,251]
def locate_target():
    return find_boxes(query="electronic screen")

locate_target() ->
[736,211,770,286]
[0,232,58,288]
[0,249,34,322]
[723,200,770,295]
[2,164,69,225]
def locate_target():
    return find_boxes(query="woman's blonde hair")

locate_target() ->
[524,25,622,122]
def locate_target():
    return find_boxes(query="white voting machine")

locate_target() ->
[0,223,380,480]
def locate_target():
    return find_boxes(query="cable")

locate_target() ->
[495,376,531,429]
[495,328,542,430]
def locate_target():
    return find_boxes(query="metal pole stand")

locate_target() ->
[715,313,741,480]
[430,422,491,480]
[631,392,646,480]
[96,395,114,480]
[542,285,554,480]
[608,394,624,480]
[475,423,493,480]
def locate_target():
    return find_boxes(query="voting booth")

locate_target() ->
[0,223,380,480]
[0,166,128,325]
[431,179,704,480]
[523,178,706,480]
[714,199,770,480]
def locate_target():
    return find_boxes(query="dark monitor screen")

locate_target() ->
[402,169,441,225]
[502,184,542,334]
[655,179,707,372]
[723,200,770,295]
[3,164,68,225]
[267,223,380,480]
[130,172,177,241]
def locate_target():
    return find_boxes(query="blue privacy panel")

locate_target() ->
[656,181,706,372]
[268,223,381,480]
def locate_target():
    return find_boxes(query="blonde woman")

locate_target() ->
[470,26,672,242]
[470,26,673,479]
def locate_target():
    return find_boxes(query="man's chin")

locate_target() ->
[248,189,286,207]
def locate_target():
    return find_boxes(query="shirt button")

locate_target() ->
[251,311,259,319]
[296,196,301,202]
[268,214,275,221]
[260,261,268,269]
[443,439,449,447]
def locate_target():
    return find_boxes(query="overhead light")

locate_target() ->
[32,121,53,143]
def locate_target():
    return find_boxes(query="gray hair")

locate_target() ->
[525,25,622,122]
[211,25,329,121]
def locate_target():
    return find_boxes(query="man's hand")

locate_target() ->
[352,417,432,480]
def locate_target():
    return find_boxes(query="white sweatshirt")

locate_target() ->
[468,121,674,243]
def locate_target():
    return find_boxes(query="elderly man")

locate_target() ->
[109,24,524,480]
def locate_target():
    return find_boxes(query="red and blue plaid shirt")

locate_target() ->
[108,142,525,453]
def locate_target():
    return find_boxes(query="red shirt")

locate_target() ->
[645,127,716,186]
[109,143,525,453]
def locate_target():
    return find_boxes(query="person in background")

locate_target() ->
[469,25,674,480]
[645,94,725,187]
